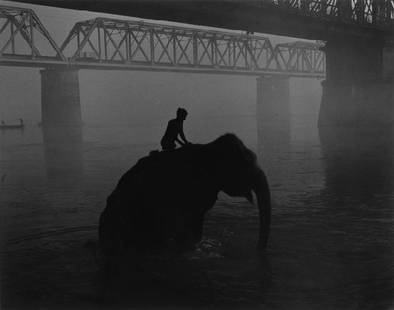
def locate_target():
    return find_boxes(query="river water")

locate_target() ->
[1,113,394,309]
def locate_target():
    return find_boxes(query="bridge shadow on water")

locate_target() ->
[257,126,394,310]
[312,127,394,310]
[1,123,394,309]
[42,126,84,182]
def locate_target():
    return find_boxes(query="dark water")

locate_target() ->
[1,114,394,309]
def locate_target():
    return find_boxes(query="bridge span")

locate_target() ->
[0,5,324,77]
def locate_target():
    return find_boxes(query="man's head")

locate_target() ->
[176,108,188,120]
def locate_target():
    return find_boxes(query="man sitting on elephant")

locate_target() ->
[99,133,271,255]
[160,108,190,151]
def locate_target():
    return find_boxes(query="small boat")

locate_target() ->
[0,119,25,130]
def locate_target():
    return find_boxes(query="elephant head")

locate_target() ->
[204,134,271,250]
[99,133,271,254]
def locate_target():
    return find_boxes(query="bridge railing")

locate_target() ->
[261,0,394,28]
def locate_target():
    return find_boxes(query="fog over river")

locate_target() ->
[1,1,394,309]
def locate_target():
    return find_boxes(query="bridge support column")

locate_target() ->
[40,69,83,178]
[256,76,290,128]
[40,68,82,128]
[257,76,290,156]
[318,80,394,127]
[318,38,394,127]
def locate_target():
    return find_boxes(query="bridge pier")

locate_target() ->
[40,68,82,128]
[256,76,290,154]
[318,38,394,127]
[318,79,394,127]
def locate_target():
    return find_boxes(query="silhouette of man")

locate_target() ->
[161,108,190,151]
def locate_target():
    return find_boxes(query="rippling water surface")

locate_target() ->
[1,114,393,309]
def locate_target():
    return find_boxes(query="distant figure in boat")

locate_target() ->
[0,118,25,130]
[160,108,190,151]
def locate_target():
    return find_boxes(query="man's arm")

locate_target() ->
[175,137,185,146]
[179,123,189,144]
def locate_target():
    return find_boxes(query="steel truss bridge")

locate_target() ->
[0,5,325,77]
[262,0,394,29]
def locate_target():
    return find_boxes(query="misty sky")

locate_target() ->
[0,0,322,125]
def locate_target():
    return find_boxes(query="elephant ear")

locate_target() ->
[207,134,258,196]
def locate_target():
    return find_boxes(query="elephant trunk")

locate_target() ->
[253,168,271,250]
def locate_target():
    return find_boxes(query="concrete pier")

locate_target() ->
[318,79,394,127]
[318,38,394,127]
[40,69,82,128]
[256,76,290,157]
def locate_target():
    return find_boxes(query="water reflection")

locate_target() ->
[42,126,83,182]
[255,122,394,309]
[1,116,394,309]
[305,127,394,310]
[257,118,291,191]
[319,127,394,200]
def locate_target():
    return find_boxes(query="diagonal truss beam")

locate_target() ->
[0,5,65,60]
[60,17,325,76]
[260,0,394,30]
[0,5,325,77]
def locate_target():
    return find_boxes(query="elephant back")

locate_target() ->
[99,147,218,253]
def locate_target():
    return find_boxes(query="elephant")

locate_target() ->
[98,133,271,254]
